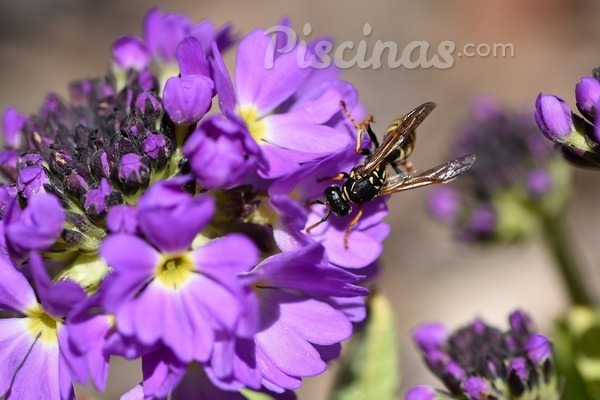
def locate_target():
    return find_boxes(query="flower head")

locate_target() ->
[0,11,385,399]
[428,97,571,243]
[535,68,600,168]
[407,310,559,400]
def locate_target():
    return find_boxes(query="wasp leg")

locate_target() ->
[364,118,380,149]
[402,160,414,173]
[343,204,364,249]
[341,100,374,156]
[306,210,332,233]
[305,199,325,207]
[316,172,349,183]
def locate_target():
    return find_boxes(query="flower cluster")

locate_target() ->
[536,68,600,169]
[0,9,389,399]
[427,97,570,243]
[406,311,559,400]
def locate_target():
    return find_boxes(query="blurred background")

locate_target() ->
[1,0,600,398]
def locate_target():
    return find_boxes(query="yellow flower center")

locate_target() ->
[237,105,268,143]
[155,253,195,290]
[25,304,60,346]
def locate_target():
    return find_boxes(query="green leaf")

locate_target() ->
[329,292,400,400]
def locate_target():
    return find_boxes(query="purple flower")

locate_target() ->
[183,114,261,189]
[0,252,86,399]
[536,70,600,168]
[100,181,259,363]
[407,310,559,399]
[4,193,65,261]
[405,386,438,400]
[204,243,367,392]
[535,94,576,143]
[211,29,357,178]
[162,38,214,125]
[429,97,569,244]
[0,11,376,399]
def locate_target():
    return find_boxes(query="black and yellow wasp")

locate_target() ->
[307,101,476,248]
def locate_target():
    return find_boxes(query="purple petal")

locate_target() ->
[143,8,192,62]
[526,334,552,364]
[405,385,437,400]
[412,323,448,352]
[0,318,36,396]
[2,107,27,149]
[5,194,64,252]
[193,233,259,289]
[176,37,209,77]
[0,253,37,312]
[138,185,214,253]
[576,76,600,116]
[106,204,138,234]
[535,94,575,143]
[112,36,151,71]
[235,29,311,115]
[9,339,66,400]
[163,75,214,125]
[210,43,238,120]
[262,113,350,154]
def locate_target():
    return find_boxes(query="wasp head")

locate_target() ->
[324,185,351,217]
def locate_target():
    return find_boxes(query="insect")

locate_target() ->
[306,101,476,248]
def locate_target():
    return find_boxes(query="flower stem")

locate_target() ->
[540,214,593,306]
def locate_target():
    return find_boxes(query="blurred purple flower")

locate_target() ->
[406,310,558,399]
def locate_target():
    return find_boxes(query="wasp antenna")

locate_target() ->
[306,210,332,233]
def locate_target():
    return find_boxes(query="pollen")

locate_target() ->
[25,304,60,346]
[155,253,196,290]
[237,105,269,143]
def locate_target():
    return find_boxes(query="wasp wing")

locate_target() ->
[356,102,436,176]
[379,154,476,195]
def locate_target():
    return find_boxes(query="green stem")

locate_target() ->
[540,214,593,306]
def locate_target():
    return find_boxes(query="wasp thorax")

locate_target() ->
[324,186,351,217]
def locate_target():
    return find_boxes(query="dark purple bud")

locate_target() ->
[138,70,157,91]
[509,310,534,334]
[576,76,600,120]
[5,193,65,253]
[63,166,91,201]
[507,357,528,396]
[118,153,150,193]
[91,150,113,180]
[83,178,123,219]
[106,204,138,234]
[2,107,27,149]
[134,92,162,119]
[535,94,576,144]
[442,361,465,393]
[120,114,147,138]
[468,206,496,234]
[405,386,438,400]
[183,115,260,189]
[412,323,448,352]
[463,377,490,400]
[112,36,151,71]
[16,165,48,198]
[48,146,74,176]
[143,133,169,160]
[162,75,213,125]
[525,334,552,364]
[427,186,461,223]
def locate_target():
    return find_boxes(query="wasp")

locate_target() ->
[306,101,476,248]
